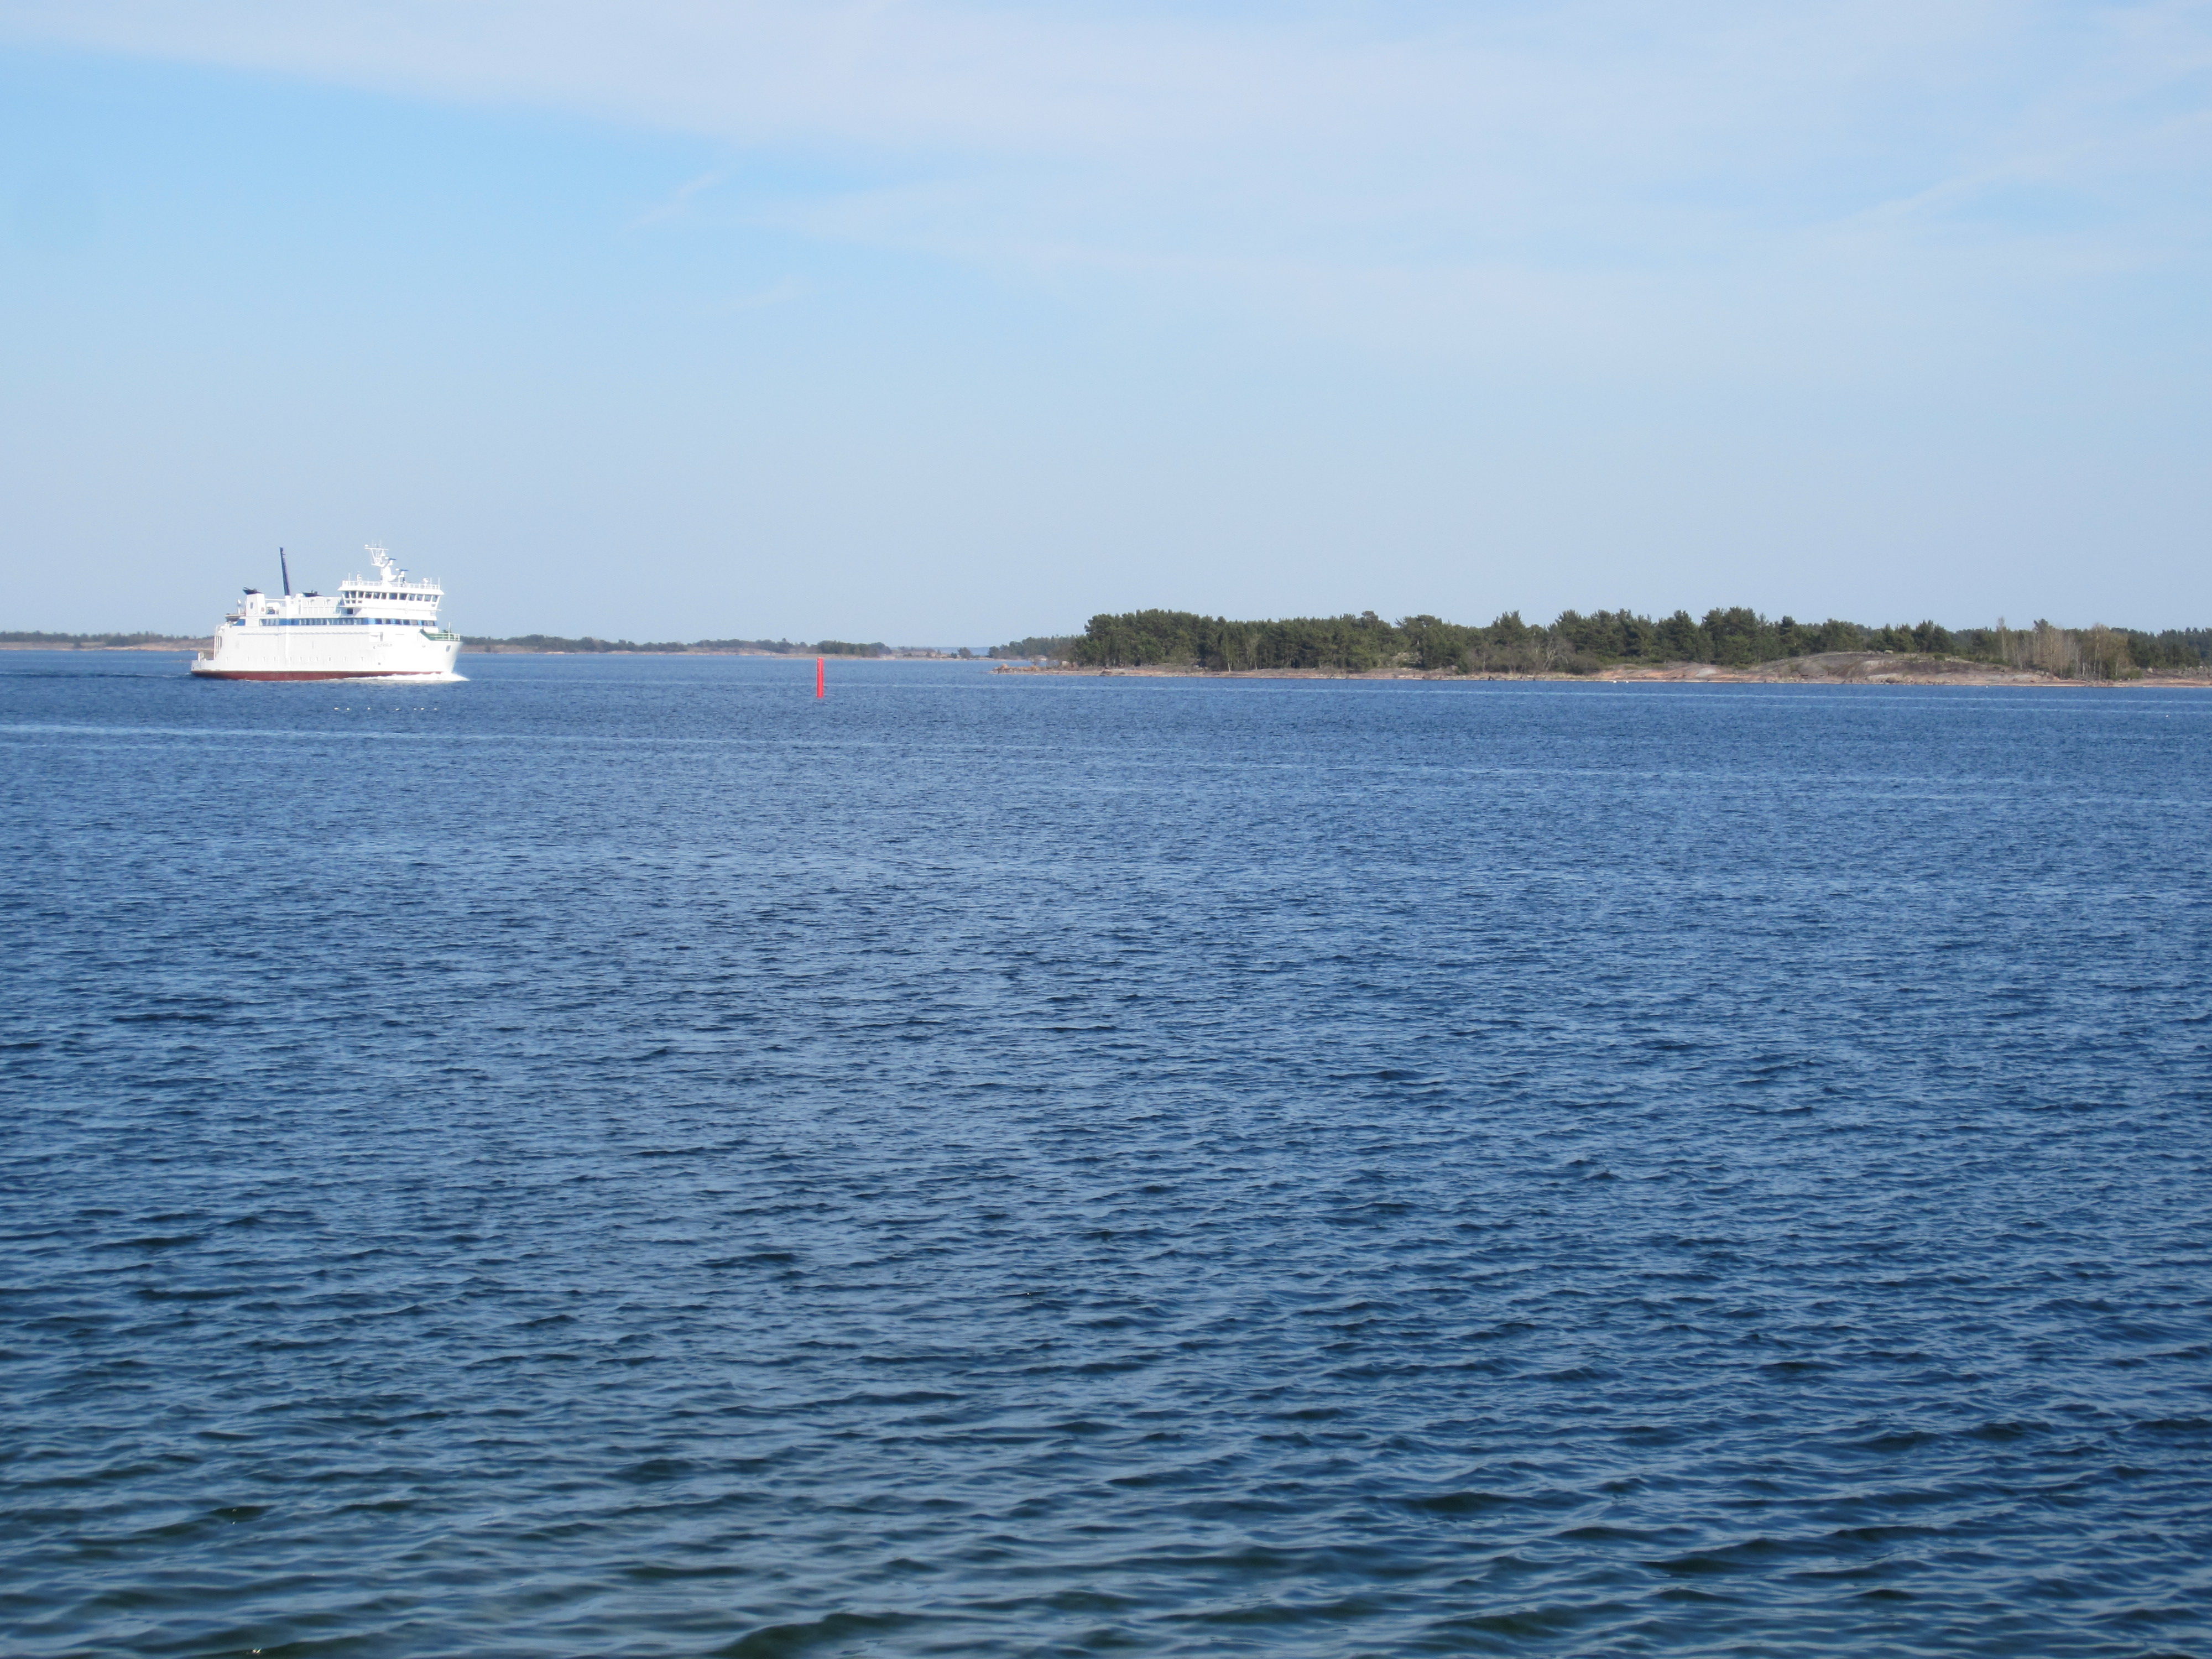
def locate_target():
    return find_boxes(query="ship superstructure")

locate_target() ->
[191,546,463,681]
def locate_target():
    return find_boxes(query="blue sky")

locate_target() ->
[2,1,2208,641]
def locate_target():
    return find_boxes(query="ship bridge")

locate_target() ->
[223,545,450,633]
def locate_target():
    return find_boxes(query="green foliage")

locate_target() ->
[1399,615,1469,671]
[1060,607,2212,676]
[2113,628,2212,670]
[1070,607,1600,674]
[1072,609,1402,671]
[814,640,888,656]
[991,635,1080,660]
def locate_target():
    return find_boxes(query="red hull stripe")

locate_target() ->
[191,670,450,681]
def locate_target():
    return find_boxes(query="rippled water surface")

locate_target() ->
[6,652,2212,1657]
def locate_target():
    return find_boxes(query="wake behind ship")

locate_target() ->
[192,545,463,681]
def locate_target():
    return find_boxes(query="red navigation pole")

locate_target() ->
[816,655,825,699]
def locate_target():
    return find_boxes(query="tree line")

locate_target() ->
[1033,608,2212,679]
[988,635,1081,661]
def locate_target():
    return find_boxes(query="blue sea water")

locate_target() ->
[4,651,2211,1658]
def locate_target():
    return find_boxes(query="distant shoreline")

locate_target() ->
[457,643,972,659]
[995,652,2212,688]
[14,641,2210,687]
[0,639,209,651]
[0,640,975,660]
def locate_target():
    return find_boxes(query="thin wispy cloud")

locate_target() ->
[8,2,2206,277]
[713,274,804,313]
[626,167,728,231]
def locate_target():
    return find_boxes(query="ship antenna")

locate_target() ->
[279,547,292,596]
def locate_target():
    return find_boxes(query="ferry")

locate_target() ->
[191,545,463,681]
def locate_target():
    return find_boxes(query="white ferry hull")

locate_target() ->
[191,628,462,681]
[196,545,463,682]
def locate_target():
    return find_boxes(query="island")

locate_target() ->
[990,609,2212,686]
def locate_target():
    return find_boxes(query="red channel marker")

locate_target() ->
[816,656,825,698]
